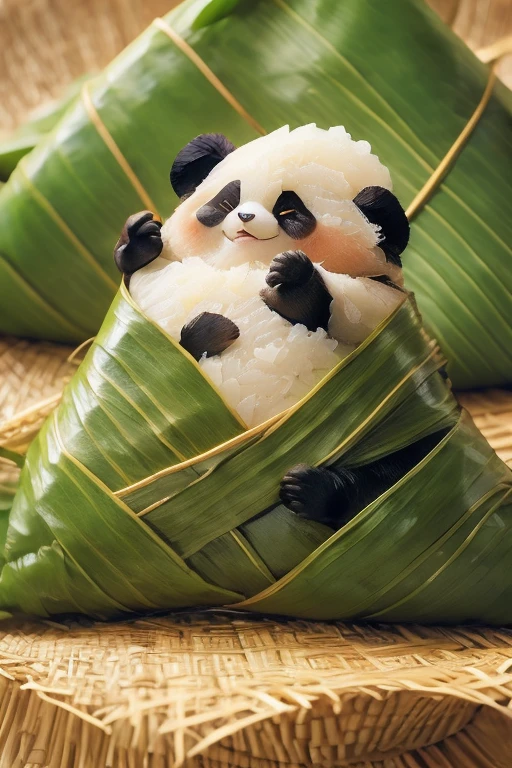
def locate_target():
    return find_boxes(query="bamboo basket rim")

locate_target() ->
[2,612,512,766]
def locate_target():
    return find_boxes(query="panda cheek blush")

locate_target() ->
[166,212,217,260]
[301,224,391,277]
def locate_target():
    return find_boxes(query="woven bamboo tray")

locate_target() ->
[1,1,512,765]
[1,613,512,768]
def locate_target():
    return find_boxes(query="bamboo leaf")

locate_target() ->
[0,0,510,386]
[187,529,276,597]
[143,302,458,559]
[0,448,25,469]
[0,414,242,620]
[191,0,243,30]
[235,413,512,622]
[55,287,245,491]
[0,481,17,571]
[0,289,511,623]
[0,74,93,181]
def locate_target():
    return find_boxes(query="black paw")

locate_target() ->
[114,211,163,276]
[266,250,314,290]
[280,464,346,526]
[180,312,240,361]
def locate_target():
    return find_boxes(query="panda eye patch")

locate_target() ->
[273,191,316,239]
[196,180,241,228]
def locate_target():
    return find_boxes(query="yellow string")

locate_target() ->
[83,22,509,228]
[406,64,497,221]
[82,84,159,214]
[66,337,96,365]
[153,18,266,136]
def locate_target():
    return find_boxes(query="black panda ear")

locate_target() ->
[170,134,236,198]
[353,186,409,267]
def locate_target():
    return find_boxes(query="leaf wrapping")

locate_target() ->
[0,0,510,387]
[1,288,511,624]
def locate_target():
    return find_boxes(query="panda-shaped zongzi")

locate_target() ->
[114,125,446,528]
[115,126,409,424]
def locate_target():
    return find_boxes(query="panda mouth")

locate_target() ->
[234,229,258,241]
[230,230,279,243]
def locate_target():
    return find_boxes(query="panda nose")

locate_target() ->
[238,212,255,223]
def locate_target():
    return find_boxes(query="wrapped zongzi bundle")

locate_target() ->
[1,126,511,624]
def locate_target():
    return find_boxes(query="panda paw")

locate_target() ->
[114,211,163,276]
[266,250,314,290]
[280,464,349,528]
[180,312,240,361]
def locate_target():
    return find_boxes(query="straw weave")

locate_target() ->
[0,336,76,455]
[1,614,512,766]
[459,389,512,466]
[0,0,179,134]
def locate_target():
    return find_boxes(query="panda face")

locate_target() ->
[165,178,321,268]
[163,128,409,277]
[196,182,317,244]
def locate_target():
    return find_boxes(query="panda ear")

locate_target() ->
[170,134,236,198]
[353,186,409,266]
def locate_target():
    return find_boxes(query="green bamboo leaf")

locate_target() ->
[0,0,510,387]
[190,0,243,29]
[0,448,25,469]
[146,358,457,588]
[0,254,87,341]
[0,413,242,619]
[0,287,511,622]
[143,302,458,558]
[0,74,93,181]
[55,286,245,491]
[120,429,267,514]
[237,366,458,579]
[0,481,17,572]
[241,507,331,580]
[187,529,276,596]
[364,488,512,623]
[236,413,512,622]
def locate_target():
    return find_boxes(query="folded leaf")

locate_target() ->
[0,0,511,388]
[1,288,510,623]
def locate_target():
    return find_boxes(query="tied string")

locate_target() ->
[405,64,497,221]
[406,33,512,222]
[67,337,96,366]
[82,83,159,215]
[82,18,511,226]
[152,18,266,136]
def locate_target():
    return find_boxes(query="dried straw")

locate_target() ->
[429,0,512,87]
[0,0,180,134]
[2,614,512,767]
[458,390,512,466]
[0,337,76,456]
